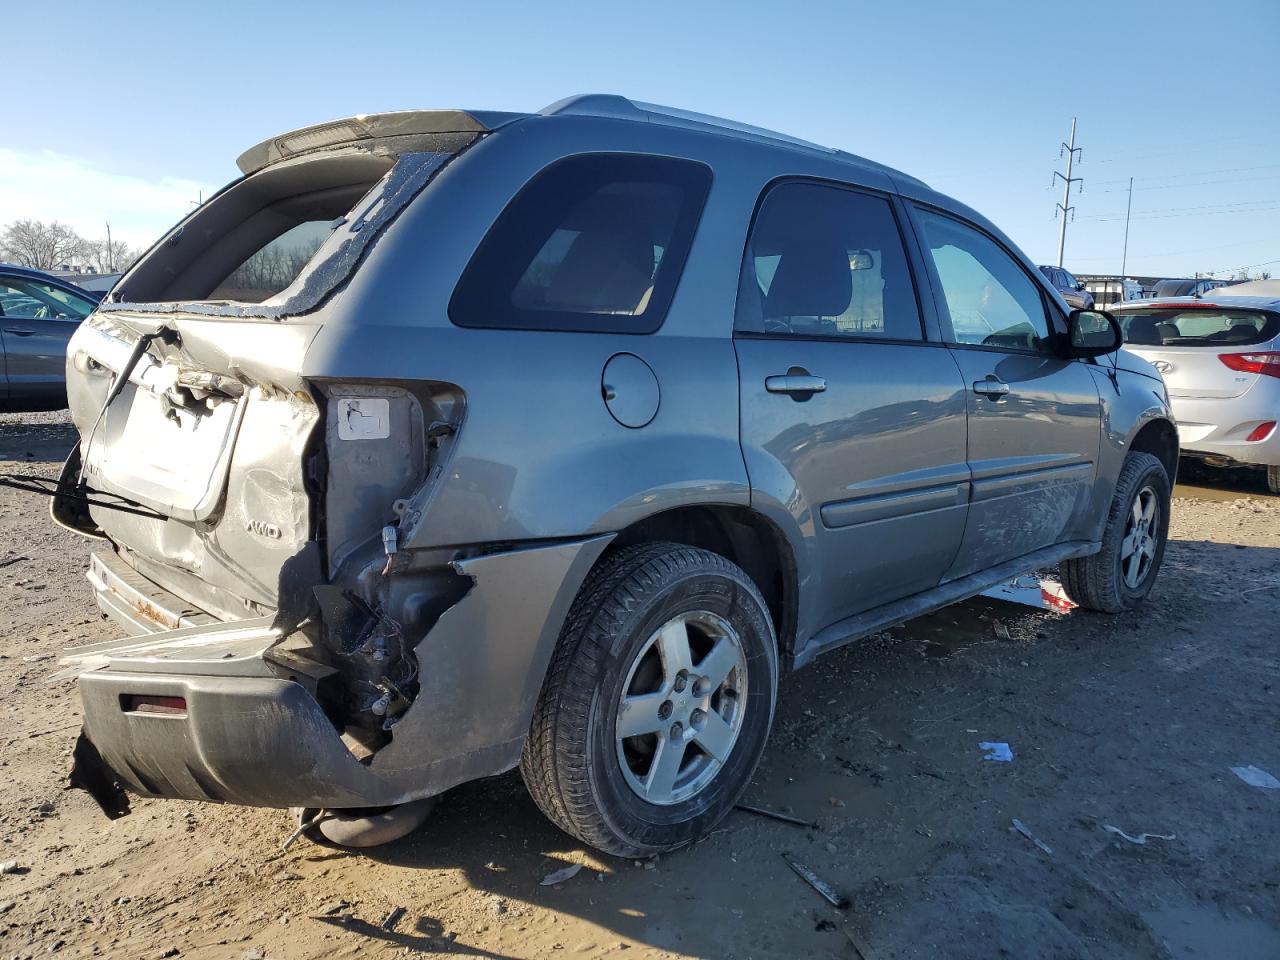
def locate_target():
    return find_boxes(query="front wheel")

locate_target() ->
[1060,451,1171,613]
[520,543,778,857]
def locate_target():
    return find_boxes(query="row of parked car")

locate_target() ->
[1038,265,1234,311]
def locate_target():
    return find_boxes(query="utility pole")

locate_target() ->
[104,221,113,272]
[1120,177,1133,279]
[1054,118,1083,268]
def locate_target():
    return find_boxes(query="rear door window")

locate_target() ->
[450,154,712,333]
[734,181,922,340]
[1119,308,1280,347]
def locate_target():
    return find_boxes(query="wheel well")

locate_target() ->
[606,506,798,662]
[1129,418,1179,484]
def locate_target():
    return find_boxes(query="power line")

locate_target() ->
[1091,163,1280,187]
[1086,205,1280,223]
[1093,137,1280,163]
[1097,173,1280,193]
[1079,198,1280,221]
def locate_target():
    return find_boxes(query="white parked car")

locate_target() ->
[1113,279,1280,492]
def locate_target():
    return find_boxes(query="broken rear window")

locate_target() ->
[105,142,468,318]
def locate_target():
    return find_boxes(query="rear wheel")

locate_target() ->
[521,543,778,857]
[1060,451,1170,612]
[1267,465,1280,495]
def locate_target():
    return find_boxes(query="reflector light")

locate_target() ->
[1246,421,1277,443]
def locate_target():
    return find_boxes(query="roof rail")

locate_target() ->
[540,94,837,155]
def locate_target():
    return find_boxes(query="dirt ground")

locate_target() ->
[2,409,1278,960]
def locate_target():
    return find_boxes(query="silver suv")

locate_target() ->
[55,95,1178,857]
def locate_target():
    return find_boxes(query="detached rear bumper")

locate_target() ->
[69,535,613,812]
[78,668,396,807]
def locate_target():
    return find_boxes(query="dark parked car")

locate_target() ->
[0,265,98,410]
[57,95,1177,858]
[1038,265,1095,310]
[1150,278,1227,299]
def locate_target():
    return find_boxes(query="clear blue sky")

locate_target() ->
[6,0,1278,277]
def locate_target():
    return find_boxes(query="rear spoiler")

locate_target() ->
[236,108,527,174]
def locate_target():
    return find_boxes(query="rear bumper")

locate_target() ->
[71,534,613,811]
[1169,391,1280,467]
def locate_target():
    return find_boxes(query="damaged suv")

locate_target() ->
[55,95,1177,857]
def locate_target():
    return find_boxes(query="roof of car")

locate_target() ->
[239,94,931,191]
[0,264,88,289]
[1113,281,1280,312]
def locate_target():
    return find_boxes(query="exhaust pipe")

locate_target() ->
[289,797,436,849]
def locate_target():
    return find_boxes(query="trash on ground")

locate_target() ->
[979,741,1013,762]
[982,575,1077,614]
[381,906,406,930]
[1102,824,1176,845]
[781,853,850,909]
[1011,818,1053,855]
[735,802,818,829]
[0,860,25,876]
[1230,765,1280,790]
[540,862,583,886]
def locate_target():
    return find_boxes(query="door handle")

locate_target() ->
[765,374,827,397]
[3,328,35,337]
[972,376,1010,398]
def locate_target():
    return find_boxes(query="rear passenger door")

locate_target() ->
[734,182,970,632]
[910,207,1102,579]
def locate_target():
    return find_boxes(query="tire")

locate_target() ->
[1267,465,1280,495]
[1060,451,1170,613]
[520,542,778,857]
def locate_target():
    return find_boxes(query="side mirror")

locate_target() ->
[1067,309,1122,358]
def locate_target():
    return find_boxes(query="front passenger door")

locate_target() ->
[911,208,1102,579]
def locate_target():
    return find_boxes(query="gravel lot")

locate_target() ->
[1,410,1278,960]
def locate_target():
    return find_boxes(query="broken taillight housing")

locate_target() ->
[121,695,187,716]
[1219,351,1280,378]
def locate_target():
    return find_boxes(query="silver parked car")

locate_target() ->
[1113,279,1280,493]
[54,95,1177,857]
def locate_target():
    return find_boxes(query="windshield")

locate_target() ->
[1118,308,1280,348]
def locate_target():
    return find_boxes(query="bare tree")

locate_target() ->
[87,238,137,273]
[0,220,91,270]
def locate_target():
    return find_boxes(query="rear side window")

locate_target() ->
[450,154,712,333]
[915,209,1055,354]
[1119,308,1280,347]
[734,181,922,340]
